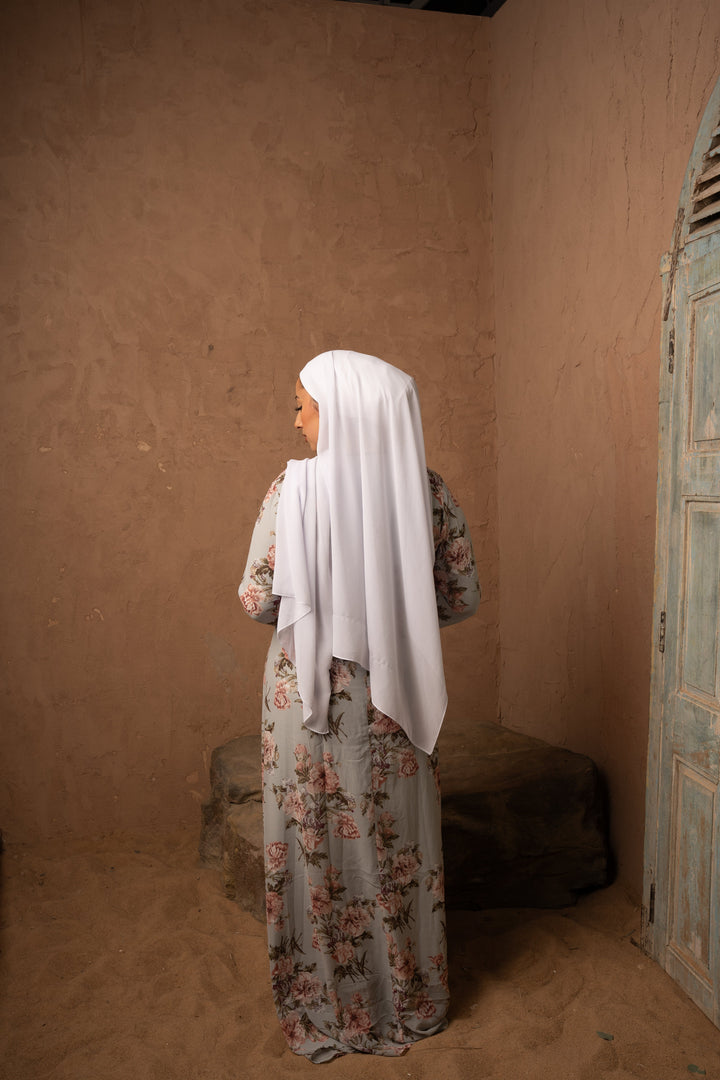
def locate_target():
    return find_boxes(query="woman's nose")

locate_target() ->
[294,412,302,430]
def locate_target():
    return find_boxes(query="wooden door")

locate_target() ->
[644,77,720,1028]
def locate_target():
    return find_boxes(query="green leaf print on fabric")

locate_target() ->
[308,865,377,983]
[273,746,358,868]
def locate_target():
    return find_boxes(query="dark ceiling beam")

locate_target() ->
[333,0,508,16]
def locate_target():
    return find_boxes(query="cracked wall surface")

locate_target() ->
[0,0,497,839]
[491,0,720,894]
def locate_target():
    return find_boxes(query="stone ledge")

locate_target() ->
[199,723,610,922]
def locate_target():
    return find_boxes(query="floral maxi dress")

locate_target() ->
[239,468,480,1062]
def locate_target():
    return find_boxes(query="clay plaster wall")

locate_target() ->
[0,0,497,839]
[491,0,720,892]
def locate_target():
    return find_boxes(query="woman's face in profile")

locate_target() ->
[294,379,320,453]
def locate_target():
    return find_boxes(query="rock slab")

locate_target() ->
[199,723,610,923]
[199,736,264,921]
[440,725,610,910]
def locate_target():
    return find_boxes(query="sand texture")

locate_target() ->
[1,829,719,1079]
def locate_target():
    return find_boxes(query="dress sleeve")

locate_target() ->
[238,472,285,625]
[428,468,481,627]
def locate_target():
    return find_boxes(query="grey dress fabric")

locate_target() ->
[239,468,479,1061]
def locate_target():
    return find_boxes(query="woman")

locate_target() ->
[239,350,479,1061]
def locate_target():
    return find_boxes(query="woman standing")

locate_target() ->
[239,350,479,1061]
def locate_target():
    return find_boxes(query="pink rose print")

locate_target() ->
[398,748,419,778]
[282,789,304,819]
[333,813,361,840]
[369,710,402,735]
[305,762,327,795]
[265,841,288,872]
[280,1012,305,1051]
[330,658,352,694]
[302,826,323,853]
[445,536,473,574]
[239,581,265,617]
[266,890,285,927]
[377,890,403,916]
[416,993,437,1019]
[392,947,416,982]
[332,940,354,964]
[262,730,278,770]
[391,849,420,886]
[267,544,276,569]
[274,679,292,710]
[261,478,279,509]
[294,751,344,801]
[309,884,333,916]
[272,955,294,978]
[342,1003,372,1040]
[323,765,341,794]
[338,902,372,938]
[290,971,322,1005]
[325,864,342,888]
[374,811,398,859]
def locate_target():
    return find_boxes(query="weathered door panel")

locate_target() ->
[666,756,717,1017]
[644,77,720,1029]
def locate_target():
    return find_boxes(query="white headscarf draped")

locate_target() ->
[272,350,447,754]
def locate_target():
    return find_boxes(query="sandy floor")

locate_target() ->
[1,829,719,1080]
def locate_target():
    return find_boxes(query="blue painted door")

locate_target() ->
[644,76,720,1028]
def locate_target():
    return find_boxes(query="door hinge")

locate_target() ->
[658,610,666,653]
[648,882,655,925]
[668,327,675,374]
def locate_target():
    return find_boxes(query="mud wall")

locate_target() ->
[491,0,720,892]
[0,0,497,839]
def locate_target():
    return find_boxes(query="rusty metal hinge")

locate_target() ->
[668,328,675,374]
[658,611,666,653]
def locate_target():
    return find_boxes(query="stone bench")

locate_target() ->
[199,723,610,922]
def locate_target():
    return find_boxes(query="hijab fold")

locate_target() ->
[272,350,447,754]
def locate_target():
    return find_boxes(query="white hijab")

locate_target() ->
[272,350,447,754]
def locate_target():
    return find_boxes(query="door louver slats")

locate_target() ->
[689,121,720,232]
